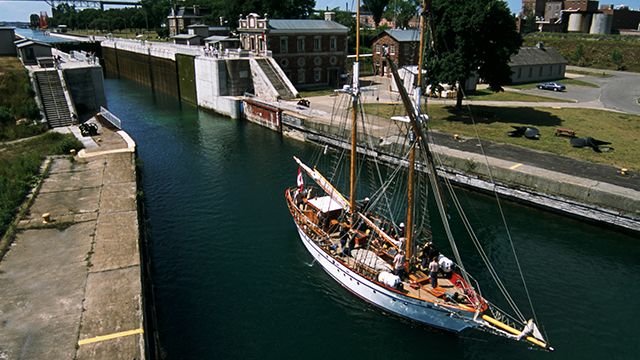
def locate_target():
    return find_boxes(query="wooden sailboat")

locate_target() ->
[285,0,552,350]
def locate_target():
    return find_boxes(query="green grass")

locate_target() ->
[0,132,84,244]
[299,89,339,98]
[506,78,598,91]
[362,103,640,171]
[464,88,567,102]
[566,69,613,78]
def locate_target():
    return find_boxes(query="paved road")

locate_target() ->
[500,66,640,114]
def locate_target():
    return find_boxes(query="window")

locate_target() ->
[314,57,321,66]
[330,37,337,51]
[376,44,381,54]
[518,68,522,78]
[297,37,305,52]
[314,37,321,51]
[539,66,543,76]
[404,44,410,55]
[330,56,337,65]
[281,38,288,53]
[315,68,322,82]
[297,57,306,67]
[390,45,396,55]
[548,66,552,76]
[298,69,305,84]
[529,67,533,77]
[280,58,289,67]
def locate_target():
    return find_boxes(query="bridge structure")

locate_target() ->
[6,0,141,12]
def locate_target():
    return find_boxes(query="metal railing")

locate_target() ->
[99,106,122,129]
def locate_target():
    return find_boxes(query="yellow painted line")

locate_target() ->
[510,163,523,169]
[78,328,144,346]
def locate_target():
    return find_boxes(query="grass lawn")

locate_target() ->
[362,103,640,171]
[566,69,613,78]
[299,89,339,98]
[464,88,567,102]
[506,78,598,90]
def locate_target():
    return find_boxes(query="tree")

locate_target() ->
[382,0,420,29]
[363,0,391,27]
[425,0,522,107]
[520,7,539,35]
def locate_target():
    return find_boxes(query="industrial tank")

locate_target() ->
[590,14,613,34]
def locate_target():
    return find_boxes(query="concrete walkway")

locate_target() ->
[0,118,144,359]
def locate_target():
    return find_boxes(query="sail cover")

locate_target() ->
[351,249,393,273]
[308,196,345,213]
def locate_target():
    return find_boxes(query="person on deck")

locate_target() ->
[393,250,406,279]
[429,257,440,289]
[362,197,371,215]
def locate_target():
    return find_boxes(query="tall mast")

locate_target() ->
[405,0,428,258]
[350,1,361,223]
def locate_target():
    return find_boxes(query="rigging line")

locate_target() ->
[426,138,526,320]
[430,24,539,328]
[459,86,540,327]
[443,175,527,322]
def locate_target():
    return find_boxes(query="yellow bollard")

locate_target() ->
[454,134,459,140]
[70,149,76,155]
[621,168,628,175]
[42,213,51,224]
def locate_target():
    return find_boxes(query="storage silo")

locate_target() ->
[589,13,613,34]
[568,13,583,32]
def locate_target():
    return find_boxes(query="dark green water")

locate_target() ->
[105,78,640,360]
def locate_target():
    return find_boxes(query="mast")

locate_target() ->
[405,1,429,258]
[350,1,361,223]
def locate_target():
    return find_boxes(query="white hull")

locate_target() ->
[294,221,480,332]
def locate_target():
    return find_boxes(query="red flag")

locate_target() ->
[296,167,303,190]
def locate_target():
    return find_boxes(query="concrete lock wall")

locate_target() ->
[177,54,197,105]
[102,43,180,99]
[63,66,107,119]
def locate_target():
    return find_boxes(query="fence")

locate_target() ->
[99,106,122,129]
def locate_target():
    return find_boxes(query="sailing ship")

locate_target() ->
[285,0,552,351]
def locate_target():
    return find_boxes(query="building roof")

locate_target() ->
[15,39,52,48]
[171,34,200,40]
[510,45,567,66]
[268,19,348,31]
[204,35,231,42]
[376,29,421,42]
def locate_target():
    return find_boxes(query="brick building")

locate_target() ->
[167,5,209,37]
[372,29,421,77]
[237,13,349,88]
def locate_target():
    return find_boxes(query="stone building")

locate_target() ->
[167,5,209,37]
[371,29,421,77]
[509,43,567,84]
[237,12,349,88]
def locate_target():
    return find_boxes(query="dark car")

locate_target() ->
[537,82,566,91]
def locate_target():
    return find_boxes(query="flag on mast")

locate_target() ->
[297,167,304,190]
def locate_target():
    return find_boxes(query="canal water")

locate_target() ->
[104,77,639,360]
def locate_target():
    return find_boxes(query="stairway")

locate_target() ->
[34,70,71,128]
[256,58,296,100]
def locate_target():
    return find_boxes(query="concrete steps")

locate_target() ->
[34,70,71,128]
[256,58,295,100]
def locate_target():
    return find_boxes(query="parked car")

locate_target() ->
[537,82,566,91]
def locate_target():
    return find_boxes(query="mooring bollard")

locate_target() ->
[42,213,51,224]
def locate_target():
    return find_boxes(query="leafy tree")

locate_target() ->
[425,0,522,107]
[382,0,420,29]
[363,0,391,27]
[520,7,539,35]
